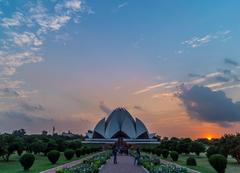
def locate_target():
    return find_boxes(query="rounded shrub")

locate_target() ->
[186,157,197,166]
[64,149,75,160]
[47,150,60,164]
[206,146,219,158]
[19,153,35,170]
[162,149,169,158]
[155,148,162,156]
[75,148,82,158]
[209,154,227,173]
[170,151,179,161]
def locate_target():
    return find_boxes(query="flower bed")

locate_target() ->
[59,151,111,173]
[139,154,188,173]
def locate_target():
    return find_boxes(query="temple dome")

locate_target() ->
[92,108,149,139]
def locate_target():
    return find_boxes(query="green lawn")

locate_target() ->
[0,153,84,173]
[162,153,240,173]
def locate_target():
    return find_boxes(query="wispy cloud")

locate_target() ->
[0,51,43,76]
[224,58,239,66]
[118,2,128,9]
[1,12,23,28]
[136,63,240,98]
[0,0,91,100]
[99,101,112,114]
[133,81,178,95]
[182,30,231,48]
[10,32,42,47]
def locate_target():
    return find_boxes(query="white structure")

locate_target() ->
[85,108,159,144]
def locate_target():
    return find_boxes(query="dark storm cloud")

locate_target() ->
[19,102,45,112]
[99,101,112,114]
[177,85,240,127]
[224,58,239,66]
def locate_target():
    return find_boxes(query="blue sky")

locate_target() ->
[0,0,240,138]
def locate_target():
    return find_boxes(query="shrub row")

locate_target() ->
[19,146,102,170]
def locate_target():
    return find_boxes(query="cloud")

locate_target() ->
[224,58,238,66]
[65,0,82,11]
[118,2,128,9]
[99,101,112,114]
[133,81,178,95]
[0,111,54,132]
[177,85,240,127]
[10,32,42,47]
[1,12,23,28]
[0,51,43,76]
[188,73,204,78]
[19,102,45,112]
[0,88,20,98]
[133,105,145,111]
[182,30,231,48]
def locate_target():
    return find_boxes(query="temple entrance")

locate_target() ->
[114,137,129,155]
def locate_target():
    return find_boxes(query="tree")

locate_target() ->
[177,138,192,154]
[30,141,46,154]
[190,141,205,156]
[12,129,26,137]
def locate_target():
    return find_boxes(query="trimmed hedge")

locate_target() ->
[75,148,82,158]
[209,154,227,173]
[186,157,197,166]
[162,149,169,158]
[170,151,179,161]
[19,153,35,170]
[64,149,75,160]
[47,150,60,164]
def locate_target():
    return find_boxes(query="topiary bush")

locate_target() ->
[170,151,179,161]
[47,150,60,164]
[155,148,162,156]
[186,157,197,166]
[75,148,82,158]
[209,154,227,173]
[64,149,75,160]
[19,153,35,170]
[207,146,219,158]
[162,149,169,159]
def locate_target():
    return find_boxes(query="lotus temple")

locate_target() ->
[84,108,159,144]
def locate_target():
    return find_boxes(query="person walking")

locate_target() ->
[112,145,118,164]
[134,147,141,165]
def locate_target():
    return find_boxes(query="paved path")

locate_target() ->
[99,155,146,173]
[40,152,102,173]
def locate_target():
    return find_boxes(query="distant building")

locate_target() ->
[85,108,159,144]
[62,130,75,137]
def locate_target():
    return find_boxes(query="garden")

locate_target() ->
[0,129,240,173]
[0,129,102,173]
[140,134,240,173]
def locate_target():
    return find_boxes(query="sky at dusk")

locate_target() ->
[0,0,240,139]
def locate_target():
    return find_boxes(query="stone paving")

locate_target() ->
[99,155,146,173]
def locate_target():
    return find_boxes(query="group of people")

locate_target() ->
[112,145,141,165]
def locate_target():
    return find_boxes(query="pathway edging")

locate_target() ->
[40,152,103,173]
[144,153,200,173]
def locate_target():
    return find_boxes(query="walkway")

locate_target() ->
[99,155,146,173]
[40,152,102,173]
